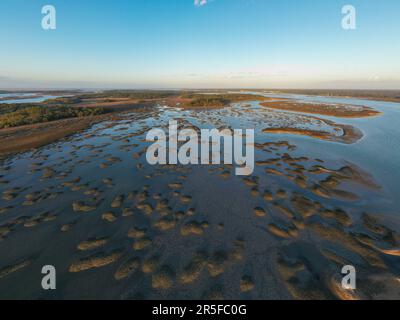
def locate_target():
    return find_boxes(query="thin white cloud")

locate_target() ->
[194,0,208,7]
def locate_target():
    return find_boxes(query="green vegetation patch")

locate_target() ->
[0,106,108,129]
[181,93,267,107]
[184,97,229,107]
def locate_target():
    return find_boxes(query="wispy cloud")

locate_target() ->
[194,0,208,7]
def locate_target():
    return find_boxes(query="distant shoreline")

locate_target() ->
[264,89,400,103]
[0,94,43,102]
[1,89,399,103]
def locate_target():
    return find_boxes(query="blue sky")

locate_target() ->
[0,0,399,89]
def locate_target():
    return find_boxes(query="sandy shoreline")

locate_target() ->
[260,101,382,118]
[0,99,157,157]
[263,123,363,144]
[0,115,109,157]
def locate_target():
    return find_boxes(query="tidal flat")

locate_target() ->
[0,92,400,300]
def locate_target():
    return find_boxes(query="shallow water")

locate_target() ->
[255,92,400,211]
[0,95,399,299]
[0,93,65,104]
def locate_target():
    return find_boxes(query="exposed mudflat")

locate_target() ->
[0,96,399,300]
